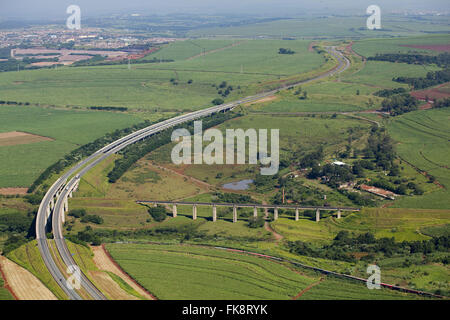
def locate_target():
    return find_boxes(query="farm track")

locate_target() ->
[419,151,449,170]
[293,277,325,300]
[186,40,247,60]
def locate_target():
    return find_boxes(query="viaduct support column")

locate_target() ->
[50,198,54,209]
[46,206,51,220]
[253,206,258,218]
[295,208,299,221]
[337,210,341,219]
[274,207,278,221]
[233,206,237,223]
[316,209,320,222]
[193,205,197,220]
[172,205,177,218]
[64,197,68,213]
[212,205,217,222]
[69,190,73,198]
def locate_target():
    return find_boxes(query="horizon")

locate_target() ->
[1,0,449,20]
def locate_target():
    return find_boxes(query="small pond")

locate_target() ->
[222,179,254,191]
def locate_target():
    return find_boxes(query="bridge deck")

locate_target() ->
[136,200,360,212]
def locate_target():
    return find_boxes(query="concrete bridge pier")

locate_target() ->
[172,204,177,218]
[316,209,320,222]
[337,210,341,219]
[69,190,73,198]
[233,206,237,223]
[193,205,197,220]
[46,206,51,220]
[274,207,279,220]
[50,198,54,209]
[295,208,299,221]
[213,205,217,222]
[63,197,68,213]
[253,206,258,218]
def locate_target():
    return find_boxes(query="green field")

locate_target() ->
[272,207,450,244]
[144,39,236,61]
[342,61,441,89]
[352,34,450,57]
[106,243,423,300]
[387,108,450,209]
[0,40,325,111]
[0,105,141,187]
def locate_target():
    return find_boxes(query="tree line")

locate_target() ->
[368,52,450,68]
[287,231,450,263]
[381,93,418,116]
[28,119,158,193]
[393,69,450,89]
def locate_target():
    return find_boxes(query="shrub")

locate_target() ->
[80,215,104,225]
[148,206,168,222]
[68,209,87,218]
[247,216,265,228]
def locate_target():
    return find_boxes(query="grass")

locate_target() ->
[145,39,237,61]
[187,16,450,39]
[0,105,141,188]
[342,61,441,89]
[106,243,321,300]
[148,113,370,189]
[105,271,146,300]
[298,277,421,300]
[0,40,325,111]
[106,243,423,300]
[352,34,450,57]
[251,85,379,113]
[387,108,450,209]
[271,207,450,244]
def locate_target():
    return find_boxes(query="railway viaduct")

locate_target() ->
[137,200,360,222]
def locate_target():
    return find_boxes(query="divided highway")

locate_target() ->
[35,46,350,300]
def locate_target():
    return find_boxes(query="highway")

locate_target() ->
[35,46,350,300]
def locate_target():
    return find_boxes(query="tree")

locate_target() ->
[248,216,265,228]
[212,98,224,105]
[148,205,167,222]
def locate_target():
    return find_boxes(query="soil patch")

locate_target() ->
[0,256,57,300]
[399,44,450,52]
[0,188,28,195]
[91,245,156,300]
[0,131,53,147]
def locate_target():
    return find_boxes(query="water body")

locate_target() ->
[222,179,254,191]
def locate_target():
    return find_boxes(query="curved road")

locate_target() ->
[35,46,350,300]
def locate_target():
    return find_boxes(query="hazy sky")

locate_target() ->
[1,0,449,19]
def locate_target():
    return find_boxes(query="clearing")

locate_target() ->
[0,131,53,147]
